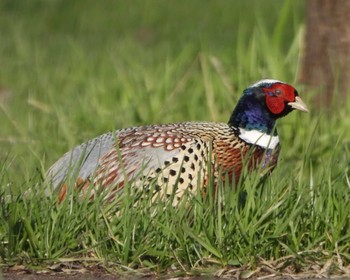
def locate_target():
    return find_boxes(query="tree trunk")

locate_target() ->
[299,0,350,106]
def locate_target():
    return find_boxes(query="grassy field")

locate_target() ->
[1,0,350,277]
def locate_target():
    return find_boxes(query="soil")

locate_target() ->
[1,272,214,280]
[2,273,121,280]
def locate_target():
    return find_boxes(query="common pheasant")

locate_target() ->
[47,79,308,203]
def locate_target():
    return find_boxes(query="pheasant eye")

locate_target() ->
[275,89,282,96]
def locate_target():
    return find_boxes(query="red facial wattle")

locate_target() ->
[266,96,285,114]
[263,83,296,115]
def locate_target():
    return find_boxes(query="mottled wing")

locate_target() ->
[92,129,191,188]
[47,124,210,202]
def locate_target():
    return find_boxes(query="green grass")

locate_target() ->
[1,0,350,277]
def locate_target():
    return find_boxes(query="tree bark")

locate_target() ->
[299,0,350,106]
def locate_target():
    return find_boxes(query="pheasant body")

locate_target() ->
[47,79,308,203]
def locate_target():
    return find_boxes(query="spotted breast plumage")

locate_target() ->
[47,79,308,203]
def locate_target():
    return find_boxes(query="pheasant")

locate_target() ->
[47,79,308,203]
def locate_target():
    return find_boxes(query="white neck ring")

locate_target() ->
[238,128,279,149]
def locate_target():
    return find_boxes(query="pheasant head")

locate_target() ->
[229,79,308,135]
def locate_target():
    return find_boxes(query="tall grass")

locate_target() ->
[1,0,350,277]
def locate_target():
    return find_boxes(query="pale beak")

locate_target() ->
[288,96,309,112]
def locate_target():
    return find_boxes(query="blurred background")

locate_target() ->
[0,0,348,183]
